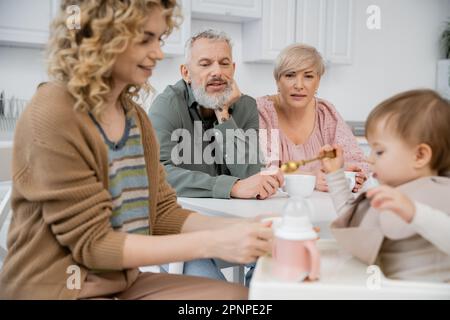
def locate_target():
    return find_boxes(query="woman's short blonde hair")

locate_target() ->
[47,0,180,118]
[273,43,325,80]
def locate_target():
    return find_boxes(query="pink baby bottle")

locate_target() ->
[272,197,320,282]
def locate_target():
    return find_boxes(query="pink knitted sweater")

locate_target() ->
[257,95,369,174]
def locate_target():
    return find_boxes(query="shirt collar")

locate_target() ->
[183,80,198,109]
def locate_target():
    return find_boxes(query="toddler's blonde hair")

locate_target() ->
[366,89,450,176]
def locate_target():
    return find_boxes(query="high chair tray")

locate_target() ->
[249,239,450,300]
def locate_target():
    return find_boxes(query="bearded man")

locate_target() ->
[149,29,283,201]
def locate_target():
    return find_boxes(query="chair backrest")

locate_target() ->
[167,262,184,274]
[0,187,12,260]
[0,143,13,181]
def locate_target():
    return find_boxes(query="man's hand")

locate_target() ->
[231,169,284,199]
[214,80,242,123]
[224,80,242,110]
[366,185,416,223]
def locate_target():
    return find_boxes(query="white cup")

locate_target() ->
[344,171,357,191]
[283,174,316,198]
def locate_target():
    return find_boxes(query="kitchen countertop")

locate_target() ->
[0,140,13,148]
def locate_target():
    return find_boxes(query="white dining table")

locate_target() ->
[249,239,450,300]
[177,190,337,239]
[177,191,450,300]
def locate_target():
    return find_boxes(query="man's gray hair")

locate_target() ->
[184,29,233,63]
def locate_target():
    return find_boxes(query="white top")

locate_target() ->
[326,169,450,256]
[326,169,450,282]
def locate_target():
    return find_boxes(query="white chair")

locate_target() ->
[167,262,184,274]
[139,262,184,274]
[166,261,245,284]
[0,142,13,181]
[0,187,12,261]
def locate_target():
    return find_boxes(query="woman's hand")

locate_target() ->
[366,186,416,223]
[209,220,274,264]
[319,144,344,173]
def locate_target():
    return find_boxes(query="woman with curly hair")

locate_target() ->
[0,0,271,299]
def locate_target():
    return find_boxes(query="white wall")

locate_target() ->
[0,46,48,100]
[317,0,450,121]
[0,0,449,121]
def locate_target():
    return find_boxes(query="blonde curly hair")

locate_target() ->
[47,0,180,117]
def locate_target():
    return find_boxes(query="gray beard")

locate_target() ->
[191,81,232,110]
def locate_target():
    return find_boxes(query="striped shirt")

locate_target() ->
[91,113,150,235]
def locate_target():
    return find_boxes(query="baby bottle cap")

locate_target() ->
[275,197,317,240]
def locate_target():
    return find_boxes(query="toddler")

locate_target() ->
[320,89,450,282]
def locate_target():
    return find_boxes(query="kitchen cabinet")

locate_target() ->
[164,0,192,56]
[0,0,191,57]
[242,0,296,63]
[1,0,354,61]
[325,0,353,64]
[243,0,354,64]
[0,0,59,47]
[295,0,327,57]
[191,0,262,22]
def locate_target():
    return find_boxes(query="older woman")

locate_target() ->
[257,43,368,192]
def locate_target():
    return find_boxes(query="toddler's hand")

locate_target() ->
[319,144,344,173]
[315,168,329,192]
[366,186,416,223]
[345,164,367,193]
